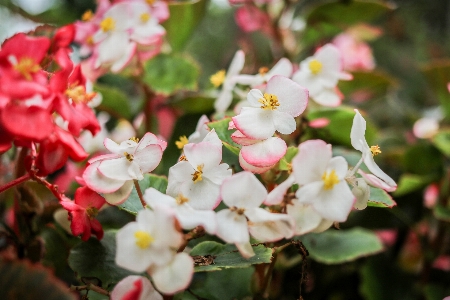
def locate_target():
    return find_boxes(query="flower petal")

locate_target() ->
[265,75,308,117]
[286,201,323,235]
[221,171,266,208]
[240,137,286,167]
[103,180,133,205]
[150,253,194,295]
[292,140,331,185]
[246,208,294,242]
[232,107,275,140]
[215,209,249,244]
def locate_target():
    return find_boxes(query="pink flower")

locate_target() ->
[332,33,375,71]
[111,275,162,300]
[60,186,106,241]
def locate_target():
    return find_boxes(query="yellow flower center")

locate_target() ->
[129,137,140,143]
[82,10,93,21]
[179,155,187,162]
[210,70,226,88]
[322,170,339,190]
[192,165,204,183]
[146,0,155,5]
[308,59,323,75]
[14,57,40,81]
[176,194,189,205]
[258,93,280,110]
[65,84,97,104]
[370,145,382,156]
[85,206,99,219]
[134,231,154,249]
[86,35,94,45]
[230,206,245,215]
[100,17,115,32]
[140,13,151,23]
[124,152,134,161]
[175,136,189,150]
[259,66,269,75]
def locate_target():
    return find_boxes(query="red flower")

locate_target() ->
[60,186,106,241]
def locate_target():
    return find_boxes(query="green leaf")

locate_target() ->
[306,1,394,27]
[367,186,396,208]
[94,84,132,119]
[393,174,433,197]
[279,147,299,171]
[431,130,450,156]
[143,53,200,95]
[423,284,450,300]
[338,71,397,102]
[301,228,384,264]
[433,204,450,222]
[222,142,242,173]
[421,61,450,119]
[163,0,209,52]
[307,106,377,147]
[207,118,240,147]
[169,95,215,114]
[190,241,272,272]
[118,174,168,215]
[68,231,138,287]
[402,143,443,176]
[0,260,76,300]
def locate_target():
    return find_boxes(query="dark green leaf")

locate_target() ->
[0,260,76,300]
[393,174,433,197]
[118,174,168,215]
[338,71,397,102]
[421,61,450,119]
[301,227,384,264]
[368,187,396,208]
[143,53,200,95]
[68,231,138,287]
[433,204,450,222]
[95,84,132,119]
[190,241,272,272]
[169,95,215,114]
[431,130,450,156]
[207,117,239,147]
[402,143,443,176]
[163,0,209,52]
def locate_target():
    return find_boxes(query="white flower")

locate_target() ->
[83,133,167,205]
[234,58,293,87]
[216,172,294,258]
[111,275,162,300]
[292,140,354,222]
[232,75,308,140]
[351,109,396,189]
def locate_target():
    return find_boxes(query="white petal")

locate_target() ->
[352,178,370,210]
[272,111,297,135]
[358,170,397,192]
[98,157,135,180]
[228,50,245,77]
[246,208,294,241]
[350,109,369,153]
[214,88,233,113]
[111,276,162,300]
[266,58,293,79]
[144,187,177,208]
[137,132,167,152]
[180,178,221,210]
[235,242,255,259]
[150,252,194,295]
[221,172,267,208]
[286,201,323,235]
[103,180,133,205]
[363,152,397,188]
[265,75,308,117]
[133,145,163,174]
[166,161,194,197]
[83,161,125,193]
[312,87,342,107]
[176,205,217,234]
[246,89,265,107]
[292,140,331,185]
[184,142,222,172]
[264,175,295,205]
[327,156,349,179]
[240,137,287,167]
[204,163,232,185]
[215,209,249,244]
[232,107,275,140]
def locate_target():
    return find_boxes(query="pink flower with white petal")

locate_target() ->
[232,75,308,140]
[235,57,293,87]
[144,188,217,234]
[332,32,376,71]
[292,140,354,222]
[292,44,351,106]
[115,205,193,295]
[83,133,167,205]
[111,275,162,300]
[167,137,231,210]
[351,109,397,189]
[216,172,294,258]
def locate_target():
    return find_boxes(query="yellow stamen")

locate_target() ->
[176,194,189,205]
[86,35,94,45]
[124,152,134,161]
[258,93,280,110]
[100,17,115,32]
[146,0,155,5]
[134,231,154,249]
[140,13,151,23]
[82,10,93,21]
[65,85,97,104]
[230,206,245,215]
[308,59,323,75]
[370,145,382,156]
[14,57,40,81]
[85,207,99,219]
[210,70,226,88]
[129,137,140,143]
[192,165,204,183]
[175,136,189,150]
[259,66,269,75]
[179,155,187,162]
[322,170,339,190]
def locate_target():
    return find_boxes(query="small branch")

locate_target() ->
[177,226,206,253]
[134,180,146,208]
[0,173,31,194]
[260,248,278,299]
[70,284,110,296]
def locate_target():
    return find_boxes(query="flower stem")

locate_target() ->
[70,284,110,296]
[133,180,146,208]
[348,156,364,177]
[0,173,31,194]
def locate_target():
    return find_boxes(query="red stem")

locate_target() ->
[0,173,31,194]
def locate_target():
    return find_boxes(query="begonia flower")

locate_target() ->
[232,75,308,140]
[83,133,167,205]
[216,172,294,258]
[144,188,217,234]
[115,206,193,294]
[332,32,376,71]
[111,275,162,300]
[235,58,293,87]
[413,117,439,139]
[286,201,333,235]
[167,136,231,210]
[351,109,396,189]
[292,140,354,222]
[60,186,106,241]
[292,44,351,106]
[212,50,245,113]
